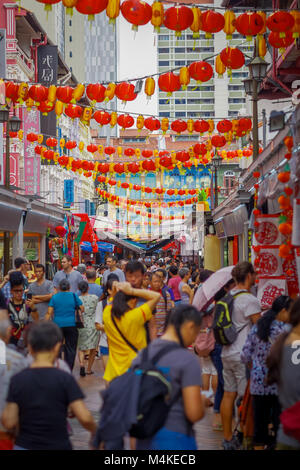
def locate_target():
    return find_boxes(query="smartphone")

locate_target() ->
[27,293,32,300]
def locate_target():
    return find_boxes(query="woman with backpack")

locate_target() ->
[102,282,161,383]
[95,274,119,375]
[266,297,300,450]
[241,295,292,450]
[133,304,205,450]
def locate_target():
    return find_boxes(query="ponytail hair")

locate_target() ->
[167,304,202,347]
[111,291,136,319]
[257,295,292,342]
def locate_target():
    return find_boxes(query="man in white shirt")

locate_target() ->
[220,261,261,450]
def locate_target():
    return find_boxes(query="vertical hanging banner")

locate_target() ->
[23,108,40,194]
[64,180,74,208]
[38,45,58,138]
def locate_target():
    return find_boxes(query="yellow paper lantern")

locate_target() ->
[151,1,164,33]
[72,83,85,102]
[207,120,214,134]
[18,130,23,140]
[135,148,141,158]
[78,141,84,152]
[55,100,64,118]
[80,107,93,126]
[257,11,266,36]
[117,146,122,156]
[47,85,57,103]
[179,67,190,90]
[106,0,120,25]
[60,138,65,149]
[17,83,29,103]
[104,83,116,102]
[98,145,103,155]
[187,119,194,134]
[136,115,144,131]
[26,98,35,110]
[144,77,155,100]
[190,7,202,39]
[290,10,300,39]
[38,134,44,144]
[223,10,236,39]
[110,111,118,128]
[62,0,78,16]
[215,55,226,78]
[258,36,267,58]
[161,117,169,134]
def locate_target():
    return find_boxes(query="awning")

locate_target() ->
[0,202,23,231]
[97,231,143,254]
[222,205,248,237]
[23,211,50,234]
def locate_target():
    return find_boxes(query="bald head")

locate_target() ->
[0,309,11,343]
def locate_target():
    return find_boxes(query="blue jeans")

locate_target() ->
[210,343,224,414]
[138,427,197,450]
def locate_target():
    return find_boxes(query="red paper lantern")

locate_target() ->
[220,47,245,70]
[201,10,225,38]
[279,223,293,236]
[56,86,74,104]
[5,82,19,102]
[160,156,172,168]
[46,137,58,147]
[27,133,38,143]
[86,84,106,103]
[171,120,187,135]
[87,144,98,154]
[217,119,233,133]
[164,6,193,37]
[266,11,295,34]
[35,145,43,155]
[176,151,190,162]
[114,163,125,174]
[65,140,77,150]
[142,150,153,158]
[158,72,181,96]
[193,143,207,155]
[55,225,67,237]
[188,61,213,83]
[268,31,294,49]
[167,189,175,196]
[121,0,152,31]
[124,148,135,157]
[104,146,115,155]
[115,82,137,103]
[117,114,134,129]
[278,172,290,183]
[121,182,130,189]
[64,104,83,119]
[93,110,111,126]
[142,160,156,171]
[76,0,109,21]
[194,120,209,134]
[44,149,55,160]
[211,135,226,148]
[29,85,48,103]
[108,179,117,186]
[238,117,252,132]
[128,162,140,174]
[144,117,161,131]
[98,163,110,173]
[145,187,153,194]
[133,184,141,190]
[98,175,106,183]
[235,12,264,39]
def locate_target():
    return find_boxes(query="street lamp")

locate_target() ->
[210,154,222,209]
[243,47,269,162]
[0,107,22,274]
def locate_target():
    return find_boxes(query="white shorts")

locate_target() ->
[202,356,217,376]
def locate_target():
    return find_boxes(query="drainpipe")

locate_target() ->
[30,34,47,82]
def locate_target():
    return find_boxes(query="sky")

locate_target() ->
[117,15,158,119]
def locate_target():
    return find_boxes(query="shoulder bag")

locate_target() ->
[73,293,84,329]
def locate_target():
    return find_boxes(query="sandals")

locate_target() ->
[86,371,94,375]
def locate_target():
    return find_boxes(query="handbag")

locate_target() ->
[194,312,216,357]
[73,293,84,329]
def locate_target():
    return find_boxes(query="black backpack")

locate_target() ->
[94,342,181,448]
[212,291,248,346]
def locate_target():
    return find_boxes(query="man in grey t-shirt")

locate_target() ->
[28,264,54,320]
[53,255,83,293]
[102,255,125,286]
[220,262,261,451]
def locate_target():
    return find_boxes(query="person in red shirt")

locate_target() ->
[168,265,182,304]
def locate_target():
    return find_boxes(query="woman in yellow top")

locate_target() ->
[103,282,161,383]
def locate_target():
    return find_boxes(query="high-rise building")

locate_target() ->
[157,0,251,121]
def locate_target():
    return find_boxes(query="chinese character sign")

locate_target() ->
[37,45,58,85]
[23,108,40,195]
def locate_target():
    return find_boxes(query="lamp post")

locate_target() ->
[0,107,22,274]
[210,154,222,209]
[243,42,269,161]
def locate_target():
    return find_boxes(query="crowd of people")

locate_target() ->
[0,253,300,451]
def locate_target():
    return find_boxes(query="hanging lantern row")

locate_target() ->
[97,177,202,196]
[35,2,300,43]
[98,188,203,207]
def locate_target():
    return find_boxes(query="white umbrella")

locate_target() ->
[193,266,234,311]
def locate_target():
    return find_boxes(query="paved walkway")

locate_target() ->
[70,358,223,451]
